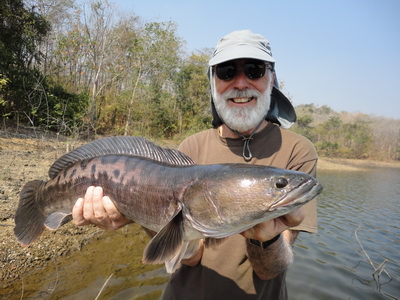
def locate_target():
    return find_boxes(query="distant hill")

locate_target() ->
[292,104,400,161]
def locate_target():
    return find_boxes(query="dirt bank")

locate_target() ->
[318,157,400,171]
[0,128,103,293]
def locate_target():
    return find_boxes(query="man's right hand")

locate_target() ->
[72,186,132,230]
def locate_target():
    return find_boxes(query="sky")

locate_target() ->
[111,0,400,119]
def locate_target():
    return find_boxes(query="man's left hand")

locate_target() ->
[240,207,305,242]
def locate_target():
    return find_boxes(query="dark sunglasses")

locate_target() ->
[215,59,272,81]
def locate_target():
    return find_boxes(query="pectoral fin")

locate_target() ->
[143,211,184,265]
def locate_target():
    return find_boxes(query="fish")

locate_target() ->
[14,136,322,272]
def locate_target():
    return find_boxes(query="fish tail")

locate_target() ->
[14,180,46,247]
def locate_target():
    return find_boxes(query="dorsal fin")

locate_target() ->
[48,136,194,179]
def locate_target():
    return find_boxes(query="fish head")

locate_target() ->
[182,164,323,238]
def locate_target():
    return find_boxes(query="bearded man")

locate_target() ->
[73,30,318,300]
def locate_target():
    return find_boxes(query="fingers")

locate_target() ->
[72,186,132,230]
[241,221,279,241]
[102,196,121,221]
[90,186,108,222]
[73,186,105,228]
[72,197,89,226]
[280,207,305,228]
[102,196,133,230]
[240,207,306,242]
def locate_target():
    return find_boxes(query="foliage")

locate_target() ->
[0,0,50,120]
[175,51,212,135]
[0,76,9,116]
[292,104,399,161]
[0,1,398,162]
[45,84,89,135]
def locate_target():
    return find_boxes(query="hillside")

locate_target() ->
[292,104,400,161]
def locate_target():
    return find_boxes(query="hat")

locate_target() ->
[209,30,296,129]
[209,30,275,66]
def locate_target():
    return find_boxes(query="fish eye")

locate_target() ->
[275,177,288,189]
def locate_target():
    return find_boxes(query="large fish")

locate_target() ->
[14,136,322,272]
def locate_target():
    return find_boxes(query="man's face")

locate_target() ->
[212,59,274,133]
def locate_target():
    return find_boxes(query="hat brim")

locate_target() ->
[209,45,275,66]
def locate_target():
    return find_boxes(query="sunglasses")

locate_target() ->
[215,59,272,81]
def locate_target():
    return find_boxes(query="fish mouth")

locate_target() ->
[270,178,322,210]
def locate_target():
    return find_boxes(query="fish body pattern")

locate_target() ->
[14,136,322,272]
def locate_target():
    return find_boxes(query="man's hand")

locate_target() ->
[241,207,305,242]
[72,186,132,230]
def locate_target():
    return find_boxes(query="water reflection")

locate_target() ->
[287,167,400,300]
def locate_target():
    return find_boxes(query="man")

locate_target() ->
[73,30,318,300]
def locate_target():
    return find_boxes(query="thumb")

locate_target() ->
[280,207,305,228]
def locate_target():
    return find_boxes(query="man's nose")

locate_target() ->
[231,69,250,90]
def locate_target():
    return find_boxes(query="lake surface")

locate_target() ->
[5,166,400,299]
[287,167,400,300]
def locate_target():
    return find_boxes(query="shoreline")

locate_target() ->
[318,157,400,171]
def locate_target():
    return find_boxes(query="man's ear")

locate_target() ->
[270,71,276,90]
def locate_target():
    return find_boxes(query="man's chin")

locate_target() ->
[224,119,260,133]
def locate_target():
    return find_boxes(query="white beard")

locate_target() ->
[212,82,272,133]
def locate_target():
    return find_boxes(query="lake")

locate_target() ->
[287,167,400,300]
[5,167,400,299]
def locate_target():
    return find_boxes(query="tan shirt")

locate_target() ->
[163,122,318,300]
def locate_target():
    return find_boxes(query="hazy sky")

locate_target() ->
[111,0,400,119]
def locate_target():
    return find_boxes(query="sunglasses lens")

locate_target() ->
[244,60,266,79]
[215,60,269,81]
[216,63,236,80]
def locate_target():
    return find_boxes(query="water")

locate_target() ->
[4,167,400,299]
[287,167,400,300]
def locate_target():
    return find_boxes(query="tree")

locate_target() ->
[80,0,116,133]
[293,114,315,141]
[0,76,9,118]
[342,121,371,158]
[117,20,184,137]
[175,51,211,134]
[0,0,50,122]
[24,0,77,75]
